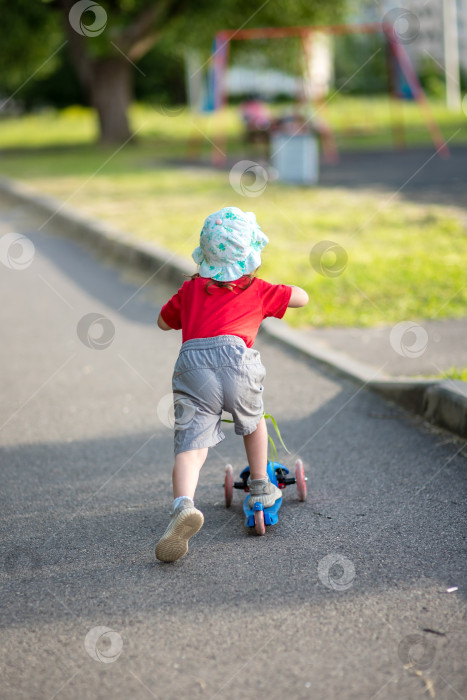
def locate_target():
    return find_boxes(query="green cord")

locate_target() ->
[221,412,290,465]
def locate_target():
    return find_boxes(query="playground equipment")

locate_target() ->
[190,22,449,170]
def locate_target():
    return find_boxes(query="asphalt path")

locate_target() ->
[0,195,466,700]
[319,146,467,211]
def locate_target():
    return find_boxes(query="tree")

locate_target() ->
[1,0,348,143]
[0,0,62,96]
[57,0,193,143]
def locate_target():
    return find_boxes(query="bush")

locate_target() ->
[418,57,445,99]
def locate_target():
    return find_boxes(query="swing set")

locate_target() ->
[191,21,449,166]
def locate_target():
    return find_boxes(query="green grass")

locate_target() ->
[421,367,467,381]
[439,367,467,382]
[324,94,467,149]
[0,100,466,328]
[0,96,466,153]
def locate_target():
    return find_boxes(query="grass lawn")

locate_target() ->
[0,99,466,328]
[0,96,466,153]
[440,367,467,382]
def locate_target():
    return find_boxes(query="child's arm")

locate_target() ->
[158,284,185,331]
[287,285,309,308]
[157,312,173,331]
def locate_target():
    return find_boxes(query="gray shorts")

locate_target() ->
[172,335,266,455]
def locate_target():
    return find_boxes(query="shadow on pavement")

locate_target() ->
[1,390,465,628]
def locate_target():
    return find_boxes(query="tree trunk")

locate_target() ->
[89,57,133,144]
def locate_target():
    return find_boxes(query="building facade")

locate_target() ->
[380,0,467,73]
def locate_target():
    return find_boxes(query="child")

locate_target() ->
[155,206,308,562]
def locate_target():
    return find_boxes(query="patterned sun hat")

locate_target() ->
[192,206,269,282]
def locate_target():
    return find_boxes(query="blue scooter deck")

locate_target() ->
[243,496,282,527]
[241,460,285,528]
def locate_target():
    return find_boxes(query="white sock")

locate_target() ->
[173,496,194,511]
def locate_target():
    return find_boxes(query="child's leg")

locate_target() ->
[244,416,282,508]
[243,416,268,479]
[156,447,207,563]
[172,447,208,500]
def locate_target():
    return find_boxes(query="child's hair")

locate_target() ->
[189,270,258,295]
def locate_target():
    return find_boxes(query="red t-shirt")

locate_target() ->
[160,276,292,348]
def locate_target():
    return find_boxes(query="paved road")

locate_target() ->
[1,195,466,700]
[211,146,467,210]
[320,146,467,211]
[303,319,467,378]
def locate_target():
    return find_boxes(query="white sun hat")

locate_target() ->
[192,206,269,282]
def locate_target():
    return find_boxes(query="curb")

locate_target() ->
[0,176,192,287]
[261,318,466,434]
[1,176,466,440]
[260,317,439,417]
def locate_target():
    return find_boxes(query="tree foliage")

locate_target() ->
[0,0,61,89]
[2,0,348,88]
[0,0,349,139]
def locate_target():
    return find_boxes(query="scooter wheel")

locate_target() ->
[224,464,234,507]
[295,458,307,502]
[254,509,266,536]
